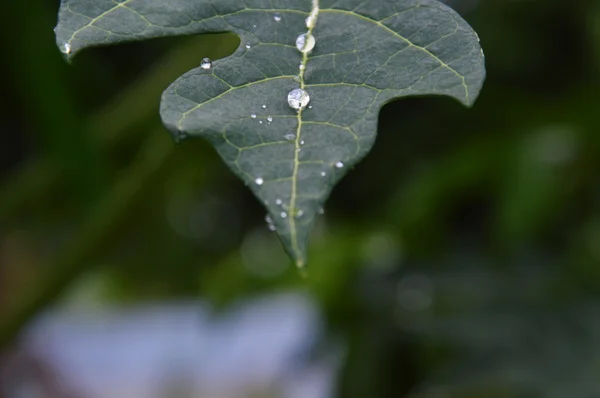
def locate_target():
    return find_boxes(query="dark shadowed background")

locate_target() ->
[1,0,600,396]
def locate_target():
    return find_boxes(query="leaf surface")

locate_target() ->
[56,0,486,266]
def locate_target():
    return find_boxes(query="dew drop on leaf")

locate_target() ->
[335,161,344,168]
[274,13,282,22]
[250,113,256,118]
[284,134,296,141]
[61,42,72,55]
[281,212,288,218]
[293,76,301,83]
[275,198,283,206]
[262,104,267,109]
[200,58,212,70]
[296,209,304,218]
[245,44,251,49]
[267,116,273,122]
[287,88,310,110]
[296,33,316,53]
[320,171,326,177]
[255,177,264,185]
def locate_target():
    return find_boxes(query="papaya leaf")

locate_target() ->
[55,0,486,267]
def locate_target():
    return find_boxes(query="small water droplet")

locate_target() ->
[335,161,344,168]
[299,64,305,70]
[287,88,311,110]
[296,209,304,218]
[300,140,305,145]
[250,113,256,118]
[274,13,282,22]
[255,177,264,185]
[265,214,273,224]
[259,120,263,124]
[318,207,325,215]
[320,171,326,177]
[293,75,301,83]
[262,104,267,109]
[296,33,316,53]
[267,116,273,122]
[305,16,315,28]
[245,44,251,49]
[284,134,296,141]
[62,42,72,55]
[268,224,277,231]
[308,105,313,109]
[275,198,283,205]
[281,212,288,218]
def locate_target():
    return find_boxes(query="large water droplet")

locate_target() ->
[274,13,282,22]
[296,33,316,53]
[255,177,264,185]
[284,134,296,141]
[288,89,311,110]
[200,58,212,70]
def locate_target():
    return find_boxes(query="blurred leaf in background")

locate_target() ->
[1,0,600,397]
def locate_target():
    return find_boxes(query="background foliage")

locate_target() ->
[1,0,600,396]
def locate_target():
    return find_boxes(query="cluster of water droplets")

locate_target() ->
[286,5,319,112]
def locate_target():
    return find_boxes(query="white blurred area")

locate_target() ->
[0,293,341,398]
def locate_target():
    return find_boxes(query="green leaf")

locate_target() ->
[55,0,486,267]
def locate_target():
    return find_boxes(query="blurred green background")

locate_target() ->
[2,0,600,396]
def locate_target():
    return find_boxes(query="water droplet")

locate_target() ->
[296,148,302,153]
[335,161,344,168]
[255,177,264,185]
[274,13,282,22]
[320,171,326,177]
[281,212,288,218]
[318,207,325,215]
[287,88,311,110]
[299,64,305,70]
[62,42,72,55]
[296,209,304,218]
[268,224,277,231]
[250,113,257,118]
[305,16,315,28]
[284,134,296,141]
[267,116,273,122]
[308,105,313,109]
[265,214,273,224]
[296,33,316,53]
[300,140,305,145]
[262,104,267,109]
[293,75,301,83]
[275,198,283,205]
[245,44,251,49]
[259,120,263,124]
